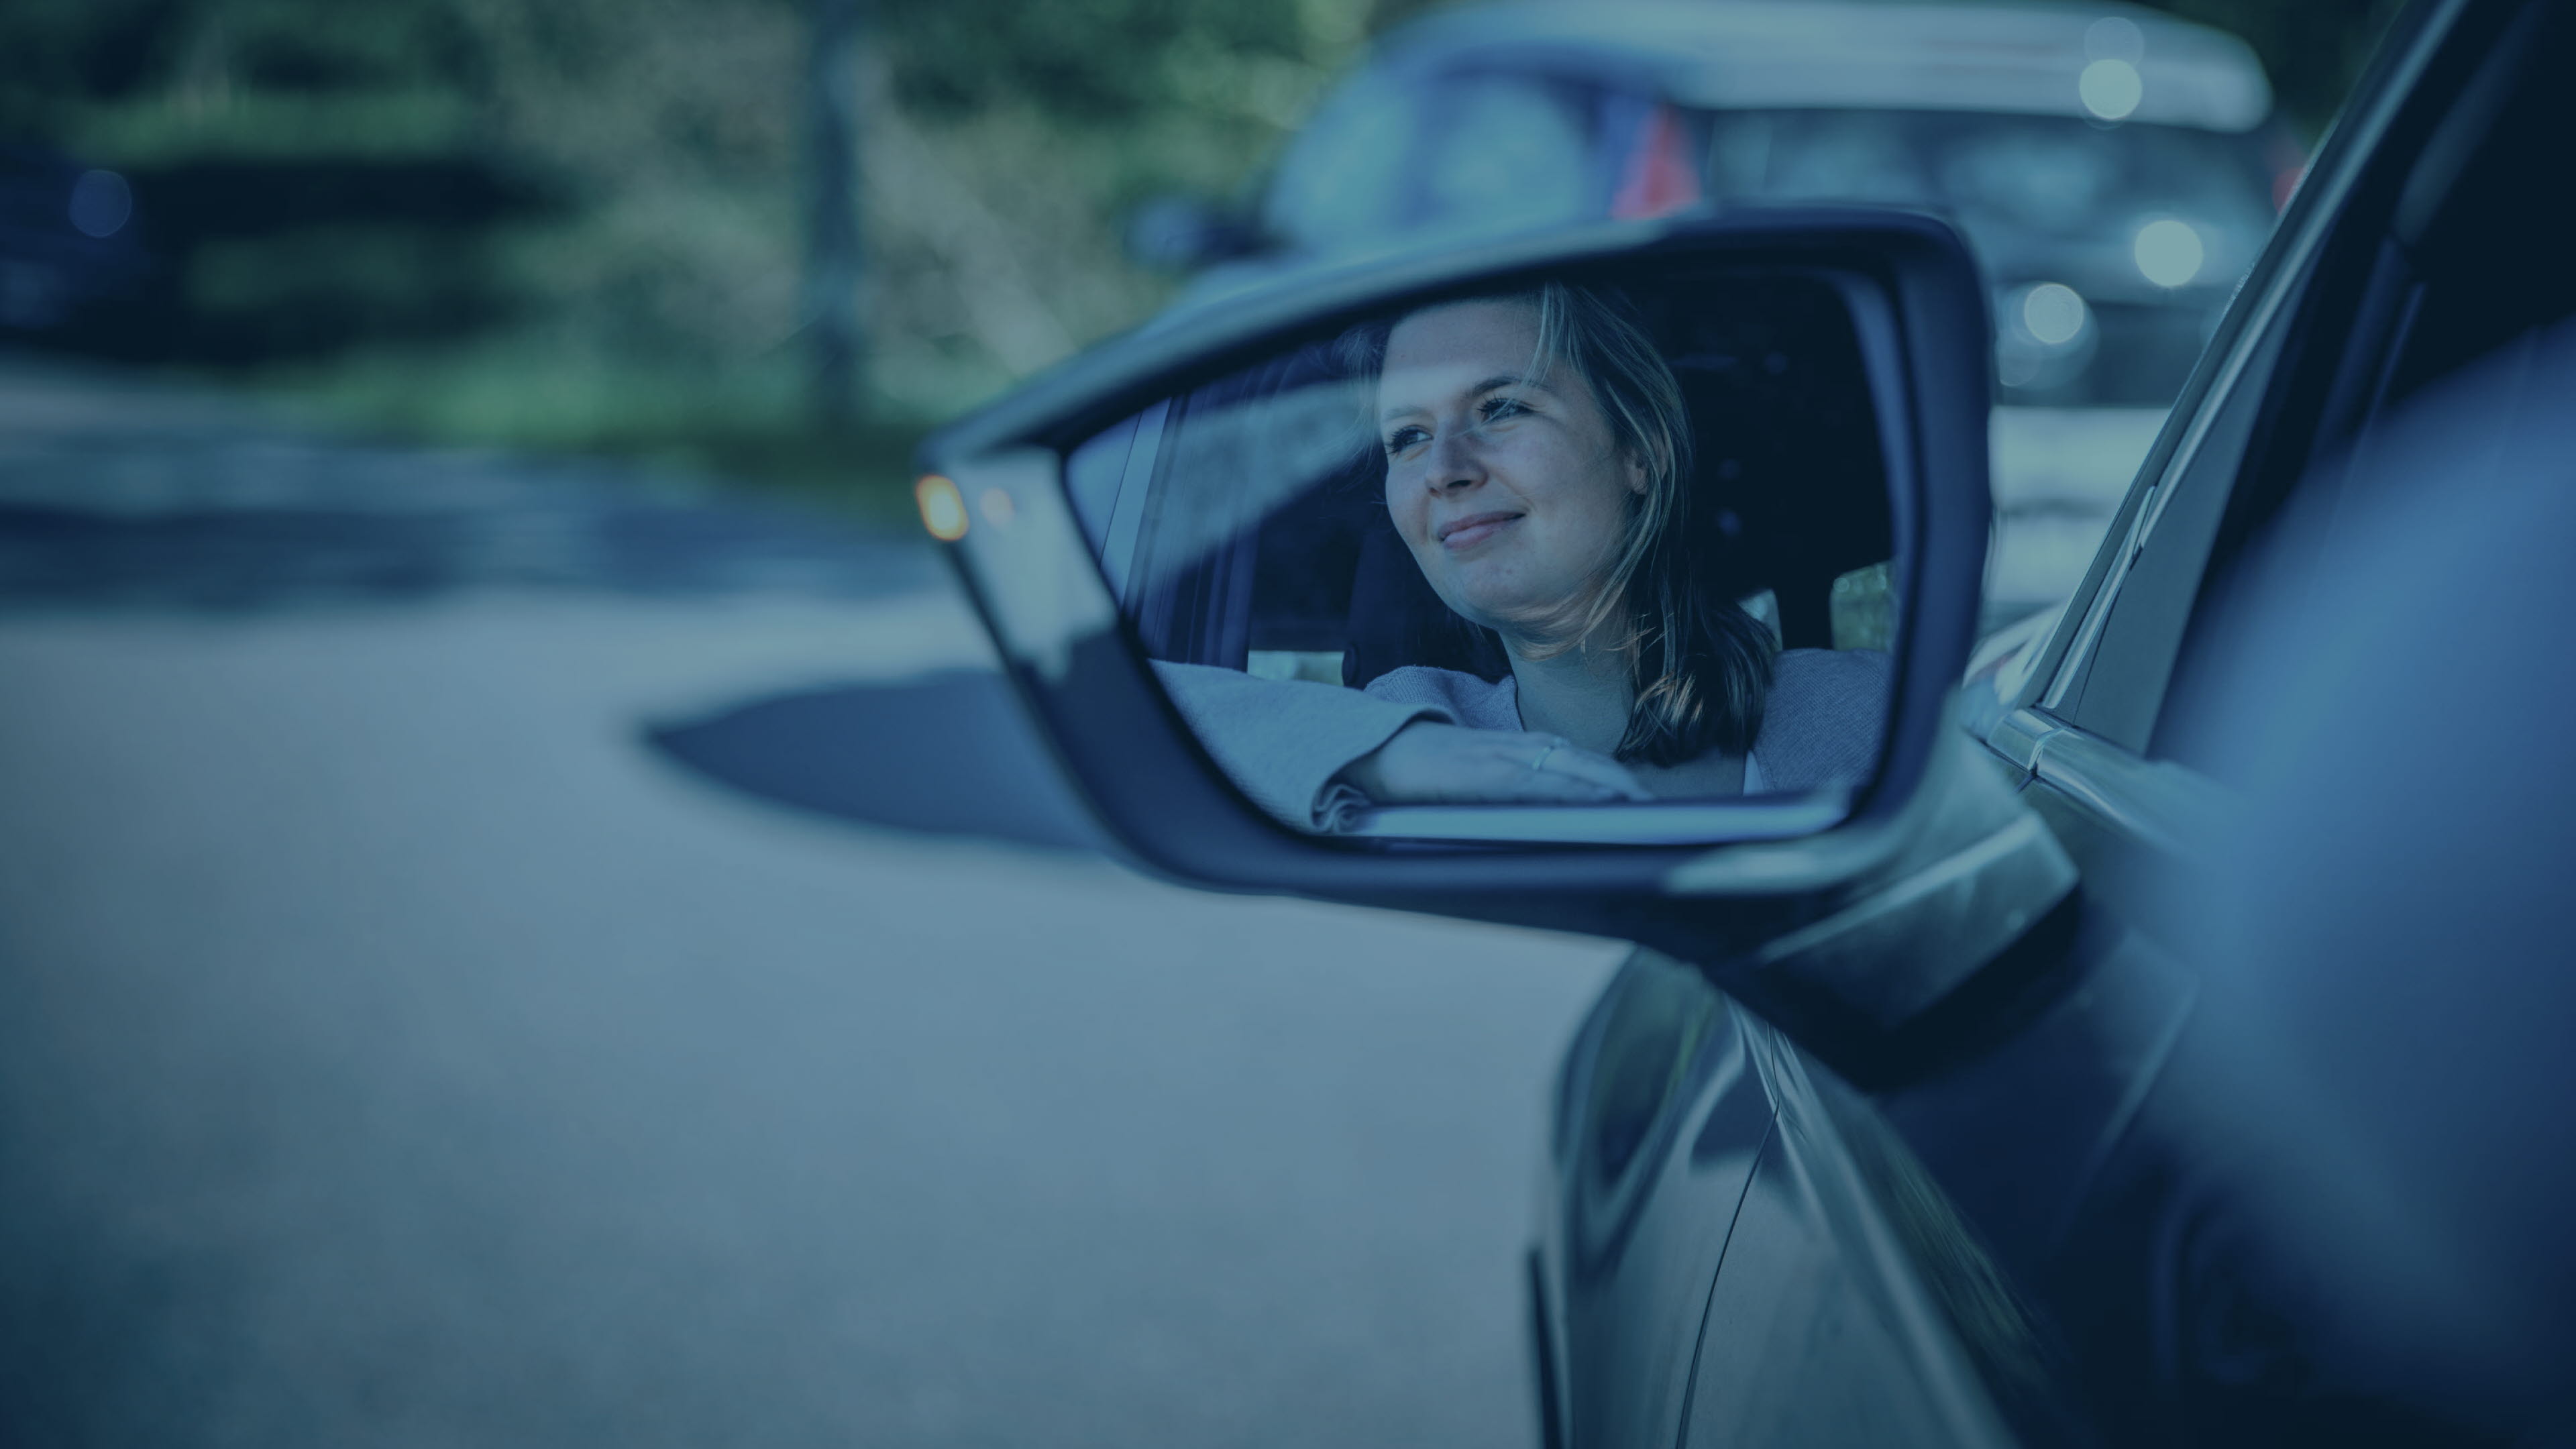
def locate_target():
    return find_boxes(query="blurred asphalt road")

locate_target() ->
[0,360,1622,1447]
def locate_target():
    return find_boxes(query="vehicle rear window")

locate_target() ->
[1707,109,2279,405]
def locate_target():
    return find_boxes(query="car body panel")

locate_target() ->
[1537,953,1766,1448]
[1683,1022,2019,1448]
[1542,952,2019,1448]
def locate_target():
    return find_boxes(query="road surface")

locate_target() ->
[0,360,1623,1446]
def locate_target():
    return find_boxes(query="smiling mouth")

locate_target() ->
[1436,511,1524,549]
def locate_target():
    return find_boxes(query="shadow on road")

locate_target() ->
[646,670,1108,853]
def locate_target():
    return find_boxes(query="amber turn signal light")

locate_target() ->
[915,474,969,541]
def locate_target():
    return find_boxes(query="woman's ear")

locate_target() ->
[1623,448,1653,496]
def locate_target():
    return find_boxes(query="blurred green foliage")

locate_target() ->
[1,0,1381,514]
[1,0,2396,517]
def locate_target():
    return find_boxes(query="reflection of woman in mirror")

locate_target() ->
[1162,282,1888,829]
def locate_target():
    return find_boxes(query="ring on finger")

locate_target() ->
[1529,743,1560,775]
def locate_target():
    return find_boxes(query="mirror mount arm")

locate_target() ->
[1668,723,2082,1090]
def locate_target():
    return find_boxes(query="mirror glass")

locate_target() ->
[1062,263,1900,843]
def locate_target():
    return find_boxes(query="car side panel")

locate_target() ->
[1680,1020,2019,1448]
[1542,952,1772,1449]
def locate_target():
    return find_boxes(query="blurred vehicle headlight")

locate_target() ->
[2133,219,2206,287]
[2021,282,2088,345]
[2078,59,2144,121]
[1997,280,2098,392]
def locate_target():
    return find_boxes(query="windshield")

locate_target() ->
[1705,109,2277,299]
[1718,109,2276,407]
[1264,92,2280,405]
[1264,69,1599,256]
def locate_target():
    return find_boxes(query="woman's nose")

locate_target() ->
[1422,427,1485,492]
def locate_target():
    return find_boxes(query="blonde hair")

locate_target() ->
[1346,282,1776,765]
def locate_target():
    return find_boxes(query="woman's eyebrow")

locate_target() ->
[1377,371,1552,426]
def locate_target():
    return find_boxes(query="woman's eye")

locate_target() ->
[1480,396,1530,422]
[1384,425,1428,455]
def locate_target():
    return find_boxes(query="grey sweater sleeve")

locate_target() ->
[1752,648,1892,792]
[1150,661,1454,830]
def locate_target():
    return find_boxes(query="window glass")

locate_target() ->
[1061,266,1898,843]
[1263,74,1419,254]
[1267,72,1599,258]
[2157,5,2576,769]
[1413,74,1595,240]
[1707,109,2276,407]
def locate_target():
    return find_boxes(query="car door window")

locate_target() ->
[2052,319,2286,750]
[2152,0,2576,771]
[1073,273,1900,680]
[2027,0,2508,757]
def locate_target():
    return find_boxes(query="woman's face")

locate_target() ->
[1377,299,1646,638]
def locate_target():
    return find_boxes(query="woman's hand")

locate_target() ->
[1340,722,1653,805]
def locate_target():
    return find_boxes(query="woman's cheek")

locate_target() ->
[1385,479,1428,546]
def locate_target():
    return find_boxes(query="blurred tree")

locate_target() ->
[3,0,1368,411]
[879,0,1336,123]
[804,0,867,425]
[0,0,184,136]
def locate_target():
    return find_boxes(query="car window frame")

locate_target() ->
[2147,0,2564,770]
[1991,0,2477,770]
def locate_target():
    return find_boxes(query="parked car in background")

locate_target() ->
[1134,0,2303,633]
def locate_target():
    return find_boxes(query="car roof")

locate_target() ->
[1371,0,2273,133]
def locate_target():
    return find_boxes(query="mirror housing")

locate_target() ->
[920,210,2073,1070]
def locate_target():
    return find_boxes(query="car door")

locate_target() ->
[1534,951,1777,1449]
[1540,949,2027,1449]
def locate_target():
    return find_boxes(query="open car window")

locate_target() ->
[1071,272,1898,678]
[2147,0,2576,773]
[1059,264,1907,843]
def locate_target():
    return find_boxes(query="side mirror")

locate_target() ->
[1124,193,1266,272]
[918,211,2072,1070]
